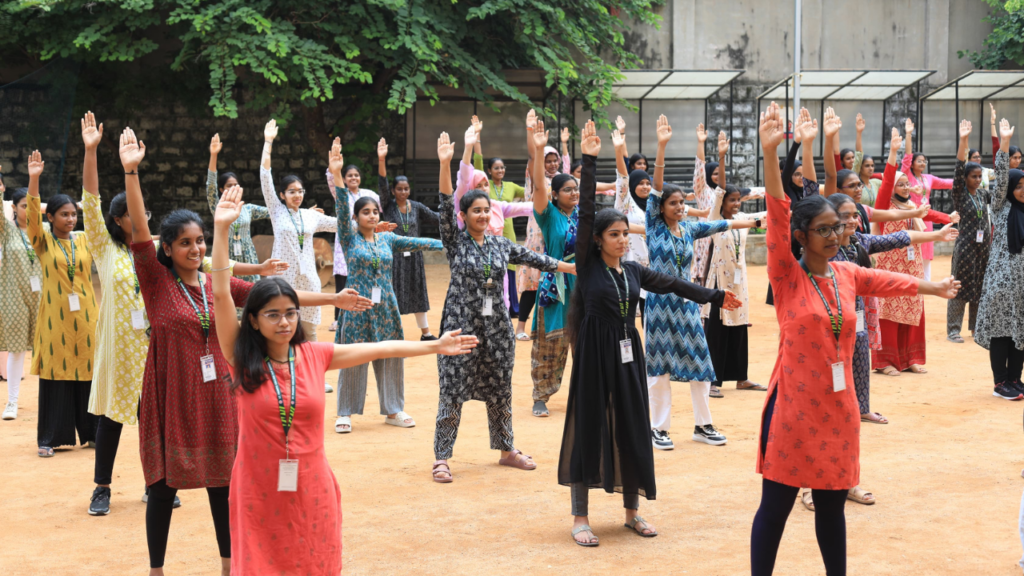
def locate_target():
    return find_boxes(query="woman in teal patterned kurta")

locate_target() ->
[329,143,443,433]
[206,134,269,284]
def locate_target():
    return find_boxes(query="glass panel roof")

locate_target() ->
[922,71,1024,101]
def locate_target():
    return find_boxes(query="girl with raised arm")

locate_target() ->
[26,149,99,459]
[644,115,757,450]
[750,102,960,576]
[325,154,379,332]
[692,124,730,287]
[901,118,954,281]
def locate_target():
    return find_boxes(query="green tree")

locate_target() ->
[958,0,1024,69]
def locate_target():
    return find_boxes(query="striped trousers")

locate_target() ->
[335,358,405,416]
[434,396,514,460]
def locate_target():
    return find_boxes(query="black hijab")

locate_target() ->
[783,159,804,201]
[704,161,719,190]
[1006,168,1024,254]
[628,169,651,212]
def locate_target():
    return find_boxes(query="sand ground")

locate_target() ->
[0,255,1021,575]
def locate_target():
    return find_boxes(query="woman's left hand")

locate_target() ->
[937,222,959,242]
[948,210,960,225]
[215,185,244,226]
[335,288,373,312]
[257,258,289,276]
[933,276,961,300]
[722,290,743,310]
[436,329,479,356]
[375,222,398,233]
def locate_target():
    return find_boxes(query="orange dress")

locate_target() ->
[228,342,342,575]
[757,194,919,490]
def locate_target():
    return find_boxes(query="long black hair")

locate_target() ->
[104,191,129,249]
[10,188,28,223]
[231,277,307,393]
[566,208,629,350]
[826,193,871,268]
[217,172,239,191]
[156,209,205,269]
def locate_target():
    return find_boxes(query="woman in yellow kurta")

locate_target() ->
[26,149,99,457]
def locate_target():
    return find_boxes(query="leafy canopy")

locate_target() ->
[958,0,1024,69]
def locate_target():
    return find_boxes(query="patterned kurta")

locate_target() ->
[333,186,442,345]
[0,207,43,353]
[949,159,993,303]
[516,170,548,295]
[260,167,338,325]
[436,192,559,404]
[206,170,269,284]
[378,174,439,315]
[644,188,729,382]
[27,196,98,381]
[613,171,649,267]
[975,151,1024,350]
[474,152,527,271]
[874,164,926,326]
[758,192,918,490]
[691,157,721,282]
[702,187,765,325]
[325,170,379,277]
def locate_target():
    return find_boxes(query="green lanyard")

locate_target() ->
[126,248,140,296]
[604,264,630,338]
[172,270,210,343]
[368,233,381,271]
[18,227,35,264]
[668,233,685,278]
[287,209,305,250]
[465,231,494,287]
[800,260,843,342]
[51,232,76,292]
[966,191,984,220]
[731,229,742,261]
[264,346,297,454]
[397,204,412,234]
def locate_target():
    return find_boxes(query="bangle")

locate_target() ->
[654,163,666,168]
[211,266,231,272]
[125,171,138,176]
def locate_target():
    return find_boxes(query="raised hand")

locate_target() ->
[611,129,625,150]
[335,288,373,313]
[264,119,278,142]
[532,120,550,149]
[717,130,730,156]
[257,258,290,277]
[1000,118,1015,140]
[722,290,742,310]
[937,222,959,242]
[991,103,997,125]
[823,107,841,138]
[210,133,222,155]
[696,123,707,144]
[561,127,570,144]
[759,102,786,151]
[464,125,478,147]
[580,119,600,156]
[959,119,972,139]
[656,114,673,146]
[215,184,245,226]
[616,115,627,133]
[119,127,146,171]
[81,111,103,150]
[526,109,537,129]
[377,137,388,159]
[27,150,44,178]
[328,137,345,178]
[890,127,903,153]
[471,115,483,134]
[856,113,865,133]
[904,117,914,134]
[437,132,454,164]
[798,108,818,142]
[436,329,480,356]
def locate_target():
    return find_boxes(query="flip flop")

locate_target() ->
[335,416,352,434]
[737,381,768,391]
[908,364,928,374]
[572,524,599,547]
[801,490,815,512]
[38,446,54,458]
[709,386,724,398]
[946,334,965,343]
[877,366,900,377]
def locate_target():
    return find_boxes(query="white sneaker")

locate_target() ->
[325,383,334,393]
[2,401,16,420]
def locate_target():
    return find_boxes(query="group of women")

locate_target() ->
[0,98,1014,576]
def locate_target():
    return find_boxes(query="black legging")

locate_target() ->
[334,274,348,321]
[94,415,122,485]
[518,290,537,323]
[751,390,848,576]
[990,336,1024,385]
[146,479,230,568]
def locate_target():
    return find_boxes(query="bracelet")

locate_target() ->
[654,163,666,168]
[125,171,138,176]
[210,266,231,272]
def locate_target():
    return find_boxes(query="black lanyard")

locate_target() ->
[172,270,210,342]
[51,232,76,290]
[265,346,297,452]
[287,209,305,249]
[604,264,630,338]
[800,259,842,341]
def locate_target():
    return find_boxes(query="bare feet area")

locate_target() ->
[0,256,1018,574]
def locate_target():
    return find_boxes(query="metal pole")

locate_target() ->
[979,99,985,158]
[756,96,761,185]
[915,81,922,151]
[729,81,735,173]
[880,98,886,159]
[785,83,790,142]
[639,99,644,156]
[955,81,960,146]
[794,0,802,113]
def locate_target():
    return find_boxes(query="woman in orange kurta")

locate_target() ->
[751,104,960,576]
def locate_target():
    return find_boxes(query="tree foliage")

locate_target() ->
[958,0,1024,69]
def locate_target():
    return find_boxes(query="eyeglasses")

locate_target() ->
[837,211,860,222]
[558,187,580,195]
[287,189,306,195]
[809,223,847,238]
[259,310,299,324]
[842,181,864,191]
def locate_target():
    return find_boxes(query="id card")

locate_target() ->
[278,459,298,492]
[233,243,242,256]
[68,293,81,312]
[297,260,305,274]
[403,252,411,257]
[831,361,846,392]
[201,354,217,382]
[733,269,742,285]
[29,276,40,293]
[977,229,985,243]
[907,245,915,261]
[619,339,634,364]
[856,310,866,333]
[131,309,147,330]
[482,296,493,317]
[371,286,382,304]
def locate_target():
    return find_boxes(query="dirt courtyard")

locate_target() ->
[0,255,1021,575]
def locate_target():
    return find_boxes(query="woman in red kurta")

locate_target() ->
[751,103,960,576]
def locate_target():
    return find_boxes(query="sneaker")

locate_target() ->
[142,487,182,508]
[651,429,674,451]
[2,401,16,420]
[1011,380,1024,396]
[709,385,723,398]
[420,334,438,341]
[995,382,1024,400]
[89,486,111,516]
[693,425,728,446]
[325,383,334,393]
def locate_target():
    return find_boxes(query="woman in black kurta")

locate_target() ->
[556,121,734,546]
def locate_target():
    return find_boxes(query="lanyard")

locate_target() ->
[966,191,984,220]
[125,247,140,296]
[367,233,381,271]
[800,259,843,342]
[232,222,241,238]
[265,346,297,456]
[397,203,412,234]
[465,231,494,281]
[18,227,35,264]
[51,232,76,292]
[172,270,210,344]
[491,181,505,201]
[731,229,742,261]
[287,209,305,250]
[604,264,630,338]
[668,232,685,278]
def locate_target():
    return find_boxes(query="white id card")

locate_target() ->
[733,269,742,285]
[68,293,81,312]
[297,260,305,274]
[233,243,242,256]
[29,276,41,293]
[907,245,915,261]
[639,288,648,299]
[131,309,147,330]
[278,459,298,492]
[619,339,634,363]
[831,361,846,392]
[977,229,985,243]
[201,354,217,382]
[856,310,866,333]
[482,296,493,316]
[371,286,382,304]
[403,252,411,257]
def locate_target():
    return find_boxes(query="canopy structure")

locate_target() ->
[754,69,935,183]
[920,70,1024,152]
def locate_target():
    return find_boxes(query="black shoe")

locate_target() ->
[420,334,438,341]
[693,425,727,446]
[142,486,182,508]
[1011,380,1024,396]
[651,429,674,451]
[89,486,111,516]
[993,382,1023,400]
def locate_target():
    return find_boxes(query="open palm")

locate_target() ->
[119,127,146,170]
[215,185,245,226]
[437,330,479,356]
[81,111,103,150]
[437,132,454,163]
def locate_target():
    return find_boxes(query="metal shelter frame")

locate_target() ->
[754,69,935,184]
[919,70,1024,153]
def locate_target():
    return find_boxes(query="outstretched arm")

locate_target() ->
[716,130,729,192]
[327,331,478,371]
[261,119,277,170]
[798,108,818,183]
[576,120,600,270]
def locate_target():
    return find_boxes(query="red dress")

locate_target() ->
[758,194,918,489]
[133,242,252,489]
[228,342,342,576]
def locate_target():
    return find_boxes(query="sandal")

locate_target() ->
[532,400,549,418]
[38,446,54,458]
[860,412,889,424]
[947,334,964,343]
[908,364,928,374]
[624,516,658,538]
[709,385,724,398]
[334,416,351,434]
[877,366,900,377]
[572,524,599,547]
[847,485,876,505]
[498,448,537,470]
[432,460,453,483]
[384,411,416,428]
[736,381,767,391]
[801,490,815,512]
[516,332,531,342]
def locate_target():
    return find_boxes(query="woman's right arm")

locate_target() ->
[993,119,1014,214]
[376,137,393,213]
[212,186,244,364]
[260,120,284,212]
[575,121,600,271]
[695,123,707,163]
[327,331,478,371]
[206,134,222,215]
[26,151,45,250]
[80,112,109,253]
[327,138,354,252]
[437,132,459,250]
[900,118,914,175]
[653,114,672,193]
[119,127,152,244]
[531,120,551,217]
[874,128,902,211]
[612,129,629,212]
[822,108,839,196]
